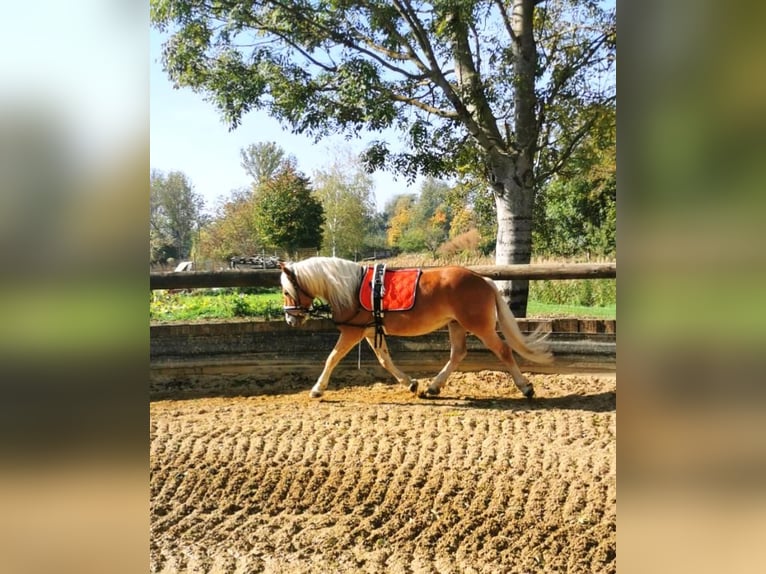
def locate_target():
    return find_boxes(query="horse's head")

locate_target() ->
[279,262,313,327]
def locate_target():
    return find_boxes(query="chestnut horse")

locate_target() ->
[279,257,552,399]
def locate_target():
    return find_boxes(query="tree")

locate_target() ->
[150,169,204,263]
[152,0,615,315]
[364,211,390,256]
[389,178,452,254]
[414,178,451,254]
[447,175,498,255]
[252,163,324,257]
[240,141,289,185]
[196,188,262,261]
[534,101,616,258]
[386,194,416,248]
[383,180,452,254]
[313,151,375,259]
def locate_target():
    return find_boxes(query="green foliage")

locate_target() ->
[251,164,324,256]
[534,102,616,258]
[529,278,616,308]
[385,179,453,254]
[149,284,614,321]
[150,289,284,322]
[150,169,205,263]
[397,226,427,253]
[534,177,616,257]
[196,188,261,261]
[151,0,614,185]
[363,212,390,255]
[313,150,376,259]
[240,141,289,185]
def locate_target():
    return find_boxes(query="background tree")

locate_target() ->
[534,101,616,258]
[252,163,324,257]
[197,141,293,262]
[414,178,452,255]
[391,178,451,254]
[447,176,498,255]
[313,151,375,259]
[150,169,204,264]
[240,141,290,186]
[386,194,416,248]
[384,179,452,255]
[196,188,261,261]
[152,0,615,315]
[364,211,390,257]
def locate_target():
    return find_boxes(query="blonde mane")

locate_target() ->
[282,257,363,311]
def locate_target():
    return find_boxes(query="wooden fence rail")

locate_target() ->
[149,262,616,290]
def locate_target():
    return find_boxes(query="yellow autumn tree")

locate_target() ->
[386,195,415,247]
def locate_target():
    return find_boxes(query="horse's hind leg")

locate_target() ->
[475,329,535,399]
[365,334,418,394]
[425,321,467,396]
[311,328,365,398]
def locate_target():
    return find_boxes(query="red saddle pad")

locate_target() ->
[359,267,422,312]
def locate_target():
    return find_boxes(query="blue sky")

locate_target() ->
[150,29,419,215]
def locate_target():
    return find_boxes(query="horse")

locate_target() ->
[279,256,552,399]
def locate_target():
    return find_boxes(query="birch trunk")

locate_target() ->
[493,0,538,318]
[493,163,534,317]
[448,0,538,317]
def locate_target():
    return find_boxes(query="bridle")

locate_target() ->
[281,266,313,316]
[281,266,332,319]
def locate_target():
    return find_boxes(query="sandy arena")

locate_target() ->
[150,370,616,573]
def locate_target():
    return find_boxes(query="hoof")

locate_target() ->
[408,381,419,394]
[523,387,535,399]
[309,389,323,399]
[425,386,441,396]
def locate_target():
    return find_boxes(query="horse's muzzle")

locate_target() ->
[283,309,308,327]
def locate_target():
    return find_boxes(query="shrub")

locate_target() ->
[529,278,616,307]
[437,229,481,258]
[231,296,252,317]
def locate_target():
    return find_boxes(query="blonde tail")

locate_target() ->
[488,279,553,364]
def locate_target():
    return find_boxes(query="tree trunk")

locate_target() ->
[492,157,534,318]
[446,0,538,317]
[491,0,538,318]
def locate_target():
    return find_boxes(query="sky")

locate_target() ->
[150,29,420,215]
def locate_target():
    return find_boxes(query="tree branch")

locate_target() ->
[387,92,459,118]
[536,31,613,148]
[265,0,432,82]
[494,0,517,43]
[391,0,488,137]
[268,29,338,72]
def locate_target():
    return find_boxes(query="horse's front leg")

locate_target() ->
[311,328,364,398]
[364,333,418,395]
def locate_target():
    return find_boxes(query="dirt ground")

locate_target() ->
[150,370,616,573]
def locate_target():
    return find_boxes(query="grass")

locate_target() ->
[527,301,616,319]
[150,288,284,322]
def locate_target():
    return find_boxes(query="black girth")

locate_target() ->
[370,263,386,348]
